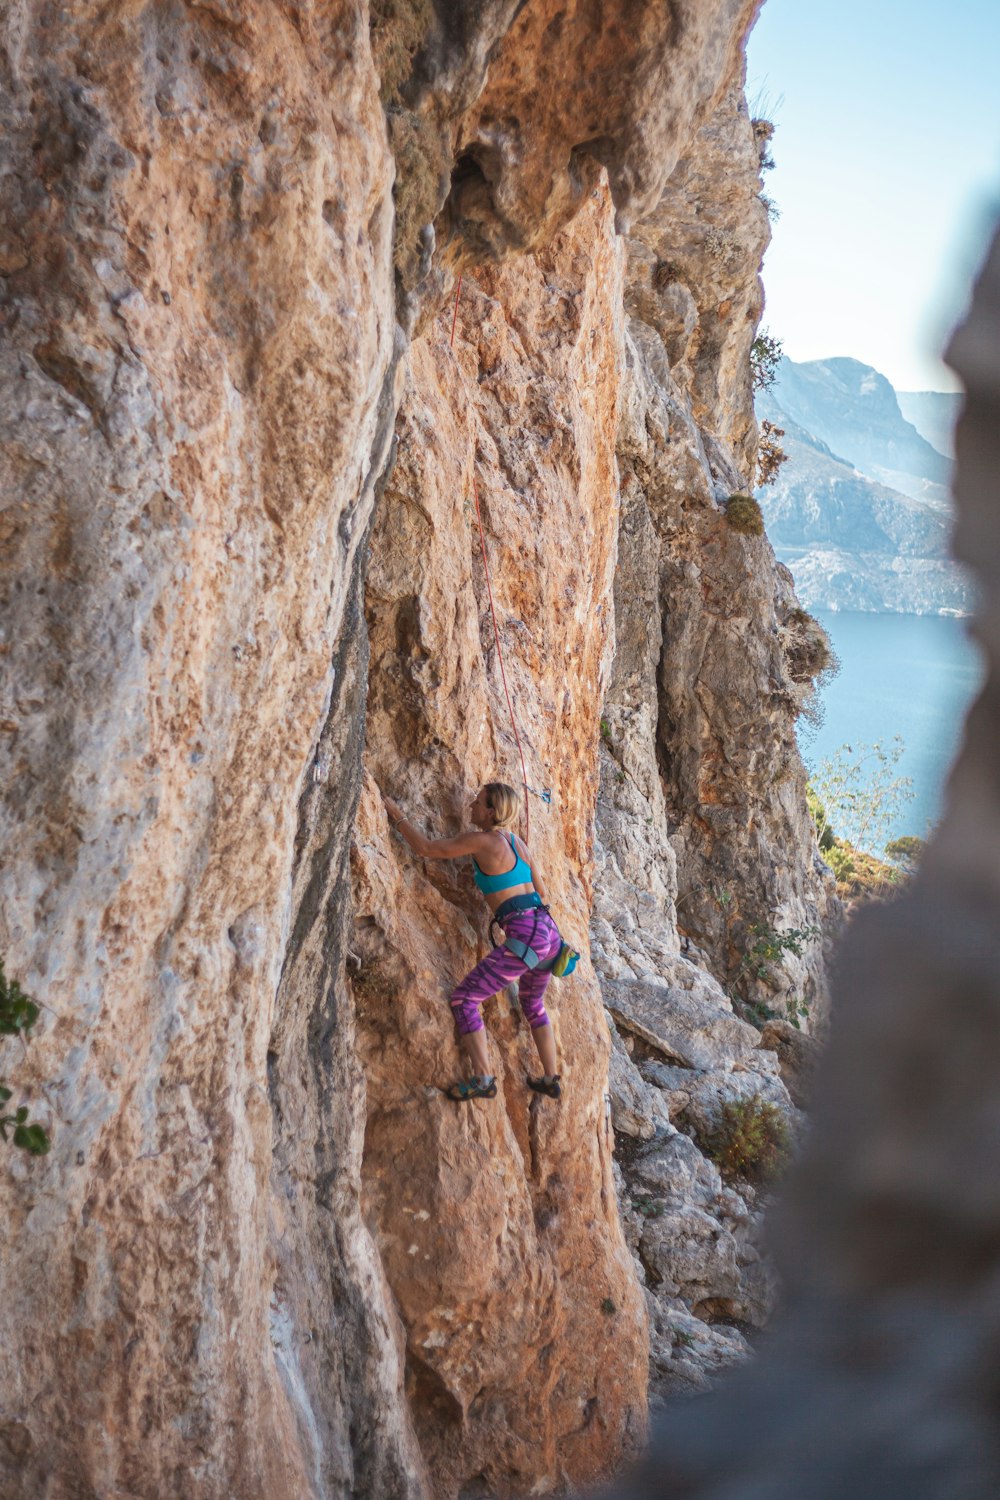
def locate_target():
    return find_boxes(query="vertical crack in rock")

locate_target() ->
[264,332,430,1500]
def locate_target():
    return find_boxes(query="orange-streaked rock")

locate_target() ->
[355,185,647,1496]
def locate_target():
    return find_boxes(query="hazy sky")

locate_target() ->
[746,0,1000,393]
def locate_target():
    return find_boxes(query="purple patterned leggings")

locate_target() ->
[450,909,561,1036]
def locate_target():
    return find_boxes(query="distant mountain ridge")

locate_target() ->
[757,357,972,616]
[897,390,962,459]
[768,356,950,488]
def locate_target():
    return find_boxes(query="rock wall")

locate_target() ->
[0,2,840,1497]
[0,6,404,1495]
[595,79,834,1014]
[611,219,1000,1500]
[354,189,649,1496]
[587,73,834,1404]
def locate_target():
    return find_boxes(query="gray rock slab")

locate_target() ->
[640,1205,742,1309]
[602,975,763,1070]
[608,1018,672,1140]
[630,1125,726,1211]
[759,1017,820,1107]
[680,1067,797,1139]
[646,1293,752,1396]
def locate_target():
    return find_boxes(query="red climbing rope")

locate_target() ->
[449,274,531,842]
[470,470,531,842]
[448,273,463,349]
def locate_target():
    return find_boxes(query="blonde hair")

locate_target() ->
[483,782,520,829]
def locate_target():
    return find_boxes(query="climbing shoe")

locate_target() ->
[444,1075,497,1102]
[527,1074,562,1099]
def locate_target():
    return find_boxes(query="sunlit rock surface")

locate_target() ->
[354,190,648,1495]
[0,1,846,1496]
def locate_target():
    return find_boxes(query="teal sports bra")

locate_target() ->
[473,833,533,894]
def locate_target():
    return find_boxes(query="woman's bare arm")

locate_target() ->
[407,829,487,861]
[382,792,487,862]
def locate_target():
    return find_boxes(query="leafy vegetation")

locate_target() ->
[784,609,836,684]
[885,835,926,873]
[725,494,765,537]
[810,737,914,853]
[750,329,783,393]
[0,958,50,1155]
[732,920,820,1031]
[755,418,788,487]
[806,786,835,852]
[751,117,776,173]
[704,1096,791,1184]
[808,739,922,900]
[737,922,821,983]
[783,610,839,731]
[631,1194,667,1220]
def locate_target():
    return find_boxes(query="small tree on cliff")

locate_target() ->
[750,329,783,393]
[756,419,788,486]
[810,737,915,859]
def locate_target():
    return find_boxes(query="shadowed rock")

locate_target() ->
[603,975,763,1072]
[608,218,1000,1500]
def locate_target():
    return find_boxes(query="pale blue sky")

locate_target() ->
[746,0,1000,392]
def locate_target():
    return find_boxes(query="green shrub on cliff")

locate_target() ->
[756,418,788,486]
[752,117,776,173]
[0,959,50,1156]
[806,787,836,851]
[725,494,765,536]
[737,921,821,983]
[705,1096,791,1184]
[808,743,925,901]
[885,835,926,872]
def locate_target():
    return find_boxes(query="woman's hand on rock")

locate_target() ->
[382,792,404,825]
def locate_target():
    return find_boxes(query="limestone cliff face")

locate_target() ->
[0,3,831,1497]
[612,220,1000,1500]
[595,78,833,1020]
[1,7,404,1496]
[354,192,645,1494]
[586,73,835,1402]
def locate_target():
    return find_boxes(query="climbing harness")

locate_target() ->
[487,896,580,979]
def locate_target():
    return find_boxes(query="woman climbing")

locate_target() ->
[380,781,563,1103]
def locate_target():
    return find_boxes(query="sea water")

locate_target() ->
[801,611,986,845]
